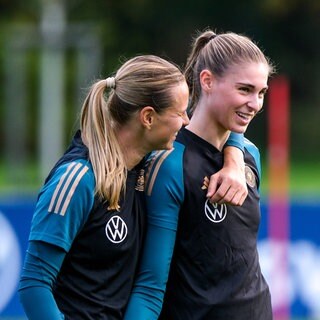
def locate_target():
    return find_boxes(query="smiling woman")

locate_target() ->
[17,54,191,320]
[124,29,275,320]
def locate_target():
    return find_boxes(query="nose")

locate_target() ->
[182,113,190,126]
[247,94,263,113]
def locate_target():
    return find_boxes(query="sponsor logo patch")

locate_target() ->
[105,215,128,243]
[204,199,227,223]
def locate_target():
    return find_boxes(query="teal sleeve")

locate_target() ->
[19,287,65,320]
[224,132,244,152]
[244,137,262,188]
[124,145,185,319]
[19,241,66,320]
[29,160,95,252]
[124,225,177,319]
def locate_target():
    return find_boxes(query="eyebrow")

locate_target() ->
[237,82,269,91]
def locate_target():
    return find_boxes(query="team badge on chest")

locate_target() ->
[245,165,256,188]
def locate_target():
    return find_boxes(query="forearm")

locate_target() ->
[223,146,245,172]
[124,224,177,320]
[19,241,66,320]
[206,134,247,205]
[19,286,64,320]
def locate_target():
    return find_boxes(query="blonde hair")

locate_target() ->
[185,29,275,114]
[80,55,185,210]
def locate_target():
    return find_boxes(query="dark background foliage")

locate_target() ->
[0,0,319,177]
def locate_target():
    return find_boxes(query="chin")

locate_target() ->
[230,129,245,134]
[153,142,170,151]
[232,125,248,134]
[164,144,174,150]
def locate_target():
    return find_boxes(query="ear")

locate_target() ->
[199,69,214,92]
[139,106,156,129]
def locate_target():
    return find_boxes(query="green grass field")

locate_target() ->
[260,160,320,199]
[1,160,319,198]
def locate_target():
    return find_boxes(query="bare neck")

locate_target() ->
[187,107,229,151]
[116,126,148,170]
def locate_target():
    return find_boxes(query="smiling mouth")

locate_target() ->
[236,111,252,121]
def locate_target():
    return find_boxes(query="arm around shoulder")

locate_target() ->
[124,148,185,319]
[207,133,248,206]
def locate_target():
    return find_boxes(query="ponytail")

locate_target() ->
[184,30,216,114]
[80,79,125,210]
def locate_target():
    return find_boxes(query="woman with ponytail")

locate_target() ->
[125,30,275,320]
[18,54,246,320]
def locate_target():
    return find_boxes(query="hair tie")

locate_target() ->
[106,77,116,89]
[208,34,217,42]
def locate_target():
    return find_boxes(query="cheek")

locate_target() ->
[232,93,246,105]
[155,120,178,140]
[215,92,239,111]
[259,97,265,109]
[167,117,182,131]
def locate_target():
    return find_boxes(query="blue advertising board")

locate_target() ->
[0,195,36,318]
[0,196,319,319]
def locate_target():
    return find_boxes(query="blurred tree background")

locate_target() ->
[0,0,319,194]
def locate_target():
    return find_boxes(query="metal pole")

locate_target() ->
[3,35,28,181]
[39,0,66,179]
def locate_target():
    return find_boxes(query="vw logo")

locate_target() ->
[204,199,227,223]
[105,216,128,243]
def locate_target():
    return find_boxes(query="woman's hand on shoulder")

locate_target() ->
[206,147,248,206]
